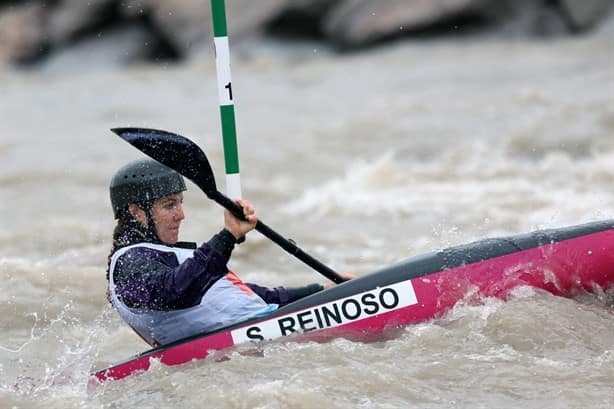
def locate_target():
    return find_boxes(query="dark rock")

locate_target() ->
[225,0,289,34]
[266,0,341,38]
[478,0,570,37]
[558,0,614,31]
[118,0,149,19]
[320,0,593,48]
[531,3,570,36]
[1,0,612,69]
[39,23,155,73]
[322,0,483,49]
[47,0,117,45]
[119,0,289,57]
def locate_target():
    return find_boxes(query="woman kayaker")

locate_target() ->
[106,158,350,347]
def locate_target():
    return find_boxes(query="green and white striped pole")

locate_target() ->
[211,0,241,199]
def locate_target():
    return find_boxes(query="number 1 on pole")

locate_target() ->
[211,0,241,199]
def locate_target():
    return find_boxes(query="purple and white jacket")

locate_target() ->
[108,229,323,346]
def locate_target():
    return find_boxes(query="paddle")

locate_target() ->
[111,127,347,284]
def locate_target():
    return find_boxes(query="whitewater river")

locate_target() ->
[1,20,613,409]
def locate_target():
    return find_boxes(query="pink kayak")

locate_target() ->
[91,220,614,383]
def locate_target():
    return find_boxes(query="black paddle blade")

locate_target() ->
[112,127,218,197]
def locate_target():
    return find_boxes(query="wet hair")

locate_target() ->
[105,205,161,282]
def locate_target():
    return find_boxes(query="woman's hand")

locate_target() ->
[324,272,356,289]
[224,199,258,241]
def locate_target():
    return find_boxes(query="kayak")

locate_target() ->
[91,220,614,383]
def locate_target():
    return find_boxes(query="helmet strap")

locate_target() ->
[144,207,162,244]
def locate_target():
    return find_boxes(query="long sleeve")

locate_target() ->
[246,282,324,306]
[113,230,237,310]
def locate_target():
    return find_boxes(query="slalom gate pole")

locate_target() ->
[211,0,242,198]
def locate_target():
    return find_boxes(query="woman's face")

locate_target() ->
[150,192,185,244]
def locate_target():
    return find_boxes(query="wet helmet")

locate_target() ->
[110,159,186,218]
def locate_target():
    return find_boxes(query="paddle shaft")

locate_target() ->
[212,191,346,284]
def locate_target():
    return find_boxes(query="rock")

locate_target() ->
[119,0,207,57]
[322,0,481,49]
[282,0,341,17]
[478,0,570,37]
[264,0,342,38]
[0,2,48,65]
[119,0,150,19]
[47,0,117,46]
[224,0,289,37]
[1,0,611,69]
[120,0,289,57]
[321,0,591,48]
[39,23,154,74]
[558,0,614,31]
[531,4,570,36]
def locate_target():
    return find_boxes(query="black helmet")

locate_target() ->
[110,159,186,218]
